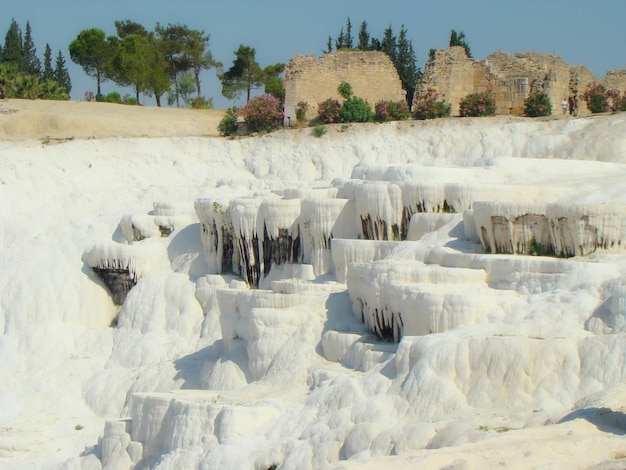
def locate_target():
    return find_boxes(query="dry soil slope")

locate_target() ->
[0,99,225,141]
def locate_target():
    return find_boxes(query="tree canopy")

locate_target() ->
[219,44,284,103]
[325,19,421,105]
[0,19,70,100]
[449,29,472,58]
[69,28,114,97]
[68,21,219,107]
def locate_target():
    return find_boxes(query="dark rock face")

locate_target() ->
[92,267,136,306]
[262,227,301,277]
[235,234,260,287]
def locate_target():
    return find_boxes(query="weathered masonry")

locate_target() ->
[283,51,405,124]
[414,46,626,117]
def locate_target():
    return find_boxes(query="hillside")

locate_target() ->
[0,99,225,141]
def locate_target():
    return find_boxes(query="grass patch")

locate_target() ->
[312,125,327,138]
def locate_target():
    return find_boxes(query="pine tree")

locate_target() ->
[396,25,420,105]
[358,21,370,50]
[42,43,54,81]
[2,18,23,67]
[22,21,41,76]
[54,49,72,95]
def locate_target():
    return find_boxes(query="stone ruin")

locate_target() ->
[283,47,626,121]
[414,46,626,117]
[283,51,405,124]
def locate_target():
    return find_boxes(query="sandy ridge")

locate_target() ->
[0,99,225,141]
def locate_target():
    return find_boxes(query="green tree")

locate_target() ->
[110,21,171,105]
[112,34,161,104]
[396,25,419,105]
[167,70,195,106]
[114,19,149,38]
[184,29,219,97]
[345,18,353,49]
[54,49,72,95]
[155,23,193,107]
[22,21,41,76]
[263,62,285,102]
[69,28,115,97]
[381,25,397,63]
[357,21,370,50]
[324,36,333,54]
[42,43,54,81]
[2,19,23,67]
[220,44,264,102]
[449,29,471,57]
[334,28,346,50]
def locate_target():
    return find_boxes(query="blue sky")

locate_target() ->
[3,0,625,108]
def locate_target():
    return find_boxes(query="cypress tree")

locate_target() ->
[396,25,420,105]
[381,26,397,63]
[449,29,472,58]
[42,43,54,81]
[23,21,41,76]
[2,18,23,67]
[358,21,370,50]
[54,49,72,95]
[334,27,345,50]
[344,18,353,49]
[325,36,333,54]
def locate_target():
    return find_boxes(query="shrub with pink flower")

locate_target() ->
[412,91,451,120]
[459,92,495,117]
[295,101,309,122]
[374,100,410,122]
[523,90,552,117]
[317,98,341,123]
[239,94,284,133]
[583,83,626,113]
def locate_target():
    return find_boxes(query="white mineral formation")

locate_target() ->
[3,114,626,470]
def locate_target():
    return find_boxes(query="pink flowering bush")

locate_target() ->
[239,94,284,133]
[412,91,451,120]
[523,90,552,117]
[583,83,626,113]
[374,100,410,122]
[459,92,495,117]
[317,98,341,123]
[295,101,309,122]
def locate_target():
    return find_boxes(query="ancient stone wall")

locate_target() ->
[415,47,488,117]
[412,47,626,117]
[484,51,571,116]
[604,68,626,94]
[283,51,405,125]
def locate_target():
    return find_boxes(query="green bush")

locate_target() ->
[317,98,341,124]
[295,101,309,123]
[188,96,214,109]
[239,94,284,133]
[412,91,451,120]
[374,100,410,122]
[218,107,239,136]
[338,81,353,100]
[339,96,374,123]
[459,92,495,117]
[312,125,327,137]
[524,90,552,117]
[122,94,137,105]
[104,91,122,104]
[582,83,626,113]
[614,94,626,112]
